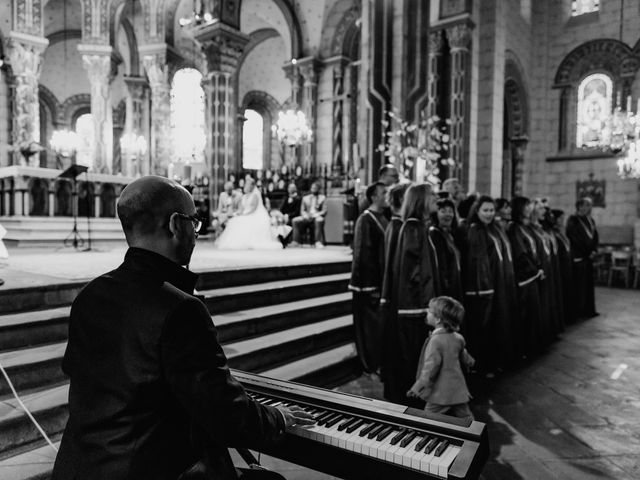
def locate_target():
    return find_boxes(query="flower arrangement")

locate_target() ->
[378,110,455,184]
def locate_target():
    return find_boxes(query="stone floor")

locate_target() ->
[249,287,640,479]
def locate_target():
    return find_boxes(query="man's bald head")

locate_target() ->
[118,176,192,241]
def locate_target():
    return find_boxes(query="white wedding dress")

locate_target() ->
[215,189,282,250]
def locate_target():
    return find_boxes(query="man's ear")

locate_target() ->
[167,212,179,237]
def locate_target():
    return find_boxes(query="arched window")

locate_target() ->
[75,113,94,168]
[571,0,599,16]
[170,68,206,163]
[242,109,264,170]
[576,73,612,149]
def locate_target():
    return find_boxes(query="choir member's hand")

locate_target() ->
[538,269,546,280]
[407,389,420,399]
[276,405,316,430]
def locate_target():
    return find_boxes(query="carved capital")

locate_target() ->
[81,54,112,86]
[6,32,48,78]
[194,22,249,74]
[124,75,149,100]
[446,24,472,51]
[428,31,445,56]
[142,54,170,89]
[297,57,322,86]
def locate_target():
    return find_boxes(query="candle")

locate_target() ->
[627,95,632,112]
[616,90,621,108]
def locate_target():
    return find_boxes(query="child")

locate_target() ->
[407,296,475,420]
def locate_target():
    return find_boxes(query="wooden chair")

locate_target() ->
[608,249,633,287]
[593,246,613,284]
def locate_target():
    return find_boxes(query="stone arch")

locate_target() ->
[99,183,116,217]
[28,177,50,216]
[46,29,83,47]
[320,0,360,59]
[504,54,529,138]
[38,84,61,127]
[242,90,282,170]
[239,28,280,69]
[54,179,73,216]
[60,94,91,127]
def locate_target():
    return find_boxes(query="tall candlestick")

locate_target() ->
[616,90,621,108]
[626,95,631,112]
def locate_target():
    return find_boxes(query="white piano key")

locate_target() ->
[360,436,377,455]
[377,434,399,460]
[429,442,448,475]
[396,436,423,466]
[437,445,460,477]
[346,424,370,452]
[419,448,437,474]
[410,448,428,470]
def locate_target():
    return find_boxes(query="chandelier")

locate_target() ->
[120,132,147,158]
[272,110,312,147]
[50,129,80,158]
[605,97,640,179]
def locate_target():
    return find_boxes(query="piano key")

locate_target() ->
[318,412,339,426]
[359,422,377,437]
[438,446,461,477]
[366,424,386,439]
[419,447,437,474]
[376,426,394,442]
[360,435,379,456]
[431,445,453,477]
[400,437,425,466]
[415,434,431,451]
[425,437,440,454]
[376,431,400,459]
[345,418,364,433]
[410,446,429,470]
[434,439,449,456]
[337,417,356,431]
[315,411,334,423]
[345,423,370,451]
[389,428,407,445]
[400,430,418,448]
[325,414,344,428]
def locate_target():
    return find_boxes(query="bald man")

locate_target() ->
[52,176,313,480]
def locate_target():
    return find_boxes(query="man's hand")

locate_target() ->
[276,405,316,430]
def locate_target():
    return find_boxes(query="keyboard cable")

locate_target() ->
[0,360,59,453]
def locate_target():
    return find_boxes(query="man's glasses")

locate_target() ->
[174,213,202,233]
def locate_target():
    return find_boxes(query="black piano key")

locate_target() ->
[434,440,449,457]
[376,426,394,442]
[414,435,430,451]
[366,424,386,439]
[359,422,376,437]
[315,411,334,423]
[318,413,339,426]
[346,418,364,433]
[400,431,418,448]
[325,414,344,428]
[389,428,407,446]
[424,437,440,454]
[337,417,355,431]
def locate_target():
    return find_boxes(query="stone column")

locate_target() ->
[124,75,149,176]
[194,22,249,205]
[427,31,444,121]
[6,32,49,166]
[446,24,472,180]
[141,48,171,176]
[298,57,321,176]
[326,57,350,179]
[510,135,528,196]
[79,45,114,174]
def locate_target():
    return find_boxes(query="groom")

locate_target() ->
[291,182,327,248]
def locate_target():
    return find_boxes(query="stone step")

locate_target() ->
[225,315,353,372]
[260,342,361,389]
[0,307,71,351]
[0,285,83,315]
[215,292,351,344]
[201,273,350,314]
[0,440,59,480]
[0,385,69,456]
[0,343,67,397]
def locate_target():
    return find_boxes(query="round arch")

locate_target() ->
[242,90,282,170]
[319,0,360,59]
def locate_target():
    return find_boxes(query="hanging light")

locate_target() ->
[272,109,312,147]
[617,136,640,179]
[120,132,147,159]
[50,129,80,158]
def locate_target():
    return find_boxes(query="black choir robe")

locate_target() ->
[428,225,463,301]
[507,222,543,356]
[553,228,578,325]
[349,209,389,373]
[546,227,566,332]
[530,223,562,340]
[566,214,599,318]
[380,216,405,403]
[463,222,517,369]
[392,218,436,406]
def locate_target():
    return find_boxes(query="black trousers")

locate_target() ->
[352,292,383,373]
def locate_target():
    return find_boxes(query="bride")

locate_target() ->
[215,178,283,250]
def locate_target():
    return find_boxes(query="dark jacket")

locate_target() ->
[52,248,284,480]
[280,195,301,221]
[349,209,389,293]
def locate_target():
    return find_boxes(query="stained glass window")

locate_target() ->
[170,68,206,163]
[571,0,599,16]
[576,73,612,148]
[75,113,94,168]
[242,109,264,170]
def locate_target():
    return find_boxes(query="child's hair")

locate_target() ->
[429,296,465,332]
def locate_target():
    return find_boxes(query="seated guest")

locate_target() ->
[291,181,327,248]
[211,181,241,235]
[272,183,301,247]
[52,175,314,480]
